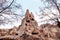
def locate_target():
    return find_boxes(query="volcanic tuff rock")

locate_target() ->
[0,9,60,40]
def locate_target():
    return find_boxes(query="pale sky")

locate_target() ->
[0,0,44,29]
[16,0,43,14]
[0,0,60,29]
[16,0,60,13]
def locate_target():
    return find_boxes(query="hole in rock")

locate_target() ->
[26,20,30,23]
[32,32,38,35]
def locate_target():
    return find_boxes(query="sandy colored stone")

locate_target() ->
[0,9,60,40]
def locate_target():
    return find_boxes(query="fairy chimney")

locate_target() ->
[22,9,40,37]
[23,9,38,27]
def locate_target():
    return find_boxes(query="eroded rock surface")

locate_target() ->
[0,9,60,40]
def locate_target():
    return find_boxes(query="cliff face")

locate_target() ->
[0,9,60,40]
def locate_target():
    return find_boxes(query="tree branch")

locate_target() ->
[0,0,14,13]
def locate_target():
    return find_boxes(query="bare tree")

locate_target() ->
[0,0,23,27]
[44,0,60,27]
[39,0,60,27]
[0,0,14,13]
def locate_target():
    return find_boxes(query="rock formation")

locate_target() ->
[0,9,40,40]
[0,9,60,40]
